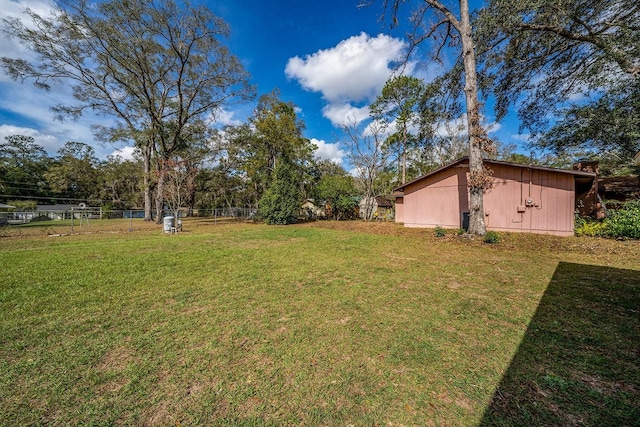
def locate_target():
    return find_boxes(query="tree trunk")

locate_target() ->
[155,163,165,224]
[142,142,153,222]
[459,0,487,236]
[401,126,407,184]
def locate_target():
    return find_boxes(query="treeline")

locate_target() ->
[1,0,638,227]
[0,94,368,223]
[0,135,143,210]
[0,91,477,223]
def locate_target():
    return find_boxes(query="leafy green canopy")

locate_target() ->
[1,0,253,219]
[311,162,358,220]
[208,93,315,214]
[540,80,640,174]
[476,0,640,135]
[44,142,100,201]
[0,135,51,199]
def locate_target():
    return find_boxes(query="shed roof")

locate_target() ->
[375,196,393,208]
[393,157,597,193]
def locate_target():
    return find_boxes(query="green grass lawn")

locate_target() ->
[1,221,638,426]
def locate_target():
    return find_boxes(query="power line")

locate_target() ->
[0,194,87,202]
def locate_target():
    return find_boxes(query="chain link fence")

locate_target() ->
[0,207,257,232]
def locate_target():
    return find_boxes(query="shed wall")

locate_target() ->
[398,163,576,236]
[401,166,468,228]
[484,165,575,236]
[394,197,404,223]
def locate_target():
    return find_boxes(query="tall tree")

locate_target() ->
[539,80,640,174]
[382,0,494,235]
[0,135,51,200]
[213,93,315,215]
[44,141,100,202]
[370,75,425,184]
[199,126,256,209]
[310,160,358,220]
[1,0,253,221]
[245,93,315,207]
[476,0,640,135]
[101,155,144,209]
[250,93,314,177]
[258,161,302,225]
[251,94,315,220]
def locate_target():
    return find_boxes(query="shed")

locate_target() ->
[393,157,597,236]
[359,196,394,220]
[300,199,326,219]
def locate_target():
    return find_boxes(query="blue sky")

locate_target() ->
[0,0,525,165]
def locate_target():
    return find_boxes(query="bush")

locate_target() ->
[258,162,301,225]
[574,216,607,237]
[434,226,446,238]
[606,201,640,239]
[575,201,640,239]
[483,231,501,244]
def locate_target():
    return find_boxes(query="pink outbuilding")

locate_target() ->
[393,157,598,236]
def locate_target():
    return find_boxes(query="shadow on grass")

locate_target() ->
[479,262,639,426]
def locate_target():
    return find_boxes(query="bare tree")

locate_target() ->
[160,157,199,229]
[1,0,253,222]
[342,119,391,220]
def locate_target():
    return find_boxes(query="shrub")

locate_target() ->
[434,226,446,238]
[606,200,640,239]
[258,162,302,225]
[575,201,640,239]
[483,231,500,244]
[574,216,607,237]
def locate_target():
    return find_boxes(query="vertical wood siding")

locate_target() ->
[484,165,575,236]
[398,163,576,236]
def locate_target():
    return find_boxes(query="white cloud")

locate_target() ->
[285,33,408,103]
[432,115,501,138]
[0,0,129,159]
[511,133,531,142]
[0,76,113,154]
[286,33,413,128]
[109,145,137,161]
[0,124,59,151]
[487,122,501,134]
[311,138,346,164]
[211,108,243,127]
[362,117,390,138]
[433,117,467,138]
[568,91,588,102]
[321,103,370,127]
[0,0,57,74]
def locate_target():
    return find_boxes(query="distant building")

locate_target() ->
[359,196,394,221]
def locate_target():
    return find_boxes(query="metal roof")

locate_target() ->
[393,156,597,193]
